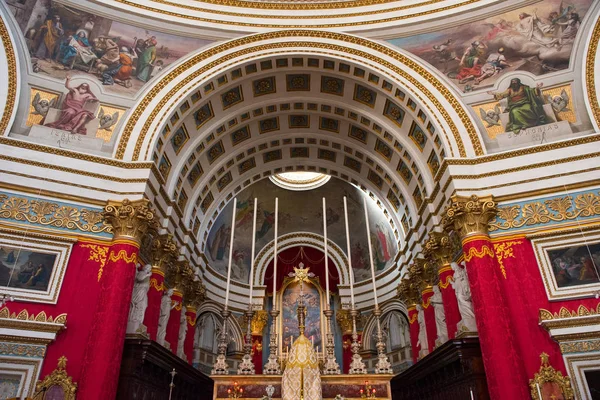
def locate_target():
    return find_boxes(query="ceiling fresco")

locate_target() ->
[205,177,398,284]
[387,0,593,94]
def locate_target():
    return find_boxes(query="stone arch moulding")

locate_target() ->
[362,299,408,351]
[253,232,350,291]
[196,300,244,352]
[583,3,600,132]
[0,9,21,137]
[116,30,484,162]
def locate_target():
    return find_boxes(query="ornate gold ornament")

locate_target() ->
[80,243,110,281]
[103,199,156,244]
[529,353,574,400]
[462,245,494,262]
[492,240,522,279]
[33,356,77,400]
[0,17,17,137]
[539,304,600,321]
[424,232,453,267]
[149,278,166,292]
[0,306,67,325]
[443,195,497,239]
[336,309,353,335]
[0,194,111,235]
[489,192,600,232]
[250,310,269,335]
[108,249,138,265]
[397,277,420,307]
[151,233,179,272]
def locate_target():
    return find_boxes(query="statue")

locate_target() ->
[451,262,478,332]
[177,306,188,361]
[416,304,429,358]
[127,264,152,334]
[431,285,448,345]
[157,288,175,348]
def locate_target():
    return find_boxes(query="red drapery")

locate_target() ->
[166,290,183,353]
[438,265,460,339]
[184,307,196,363]
[421,288,436,352]
[252,335,263,374]
[462,235,529,400]
[263,246,339,297]
[143,267,165,340]
[407,305,419,364]
[78,239,140,400]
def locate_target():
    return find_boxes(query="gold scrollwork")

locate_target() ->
[408,313,418,325]
[492,240,522,279]
[108,249,138,265]
[150,278,166,292]
[34,356,77,400]
[539,303,600,321]
[463,245,494,262]
[0,194,111,235]
[81,244,110,282]
[490,192,600,232]
[250,309,268,335]
[438,275,453,289]
[529,353,574,400]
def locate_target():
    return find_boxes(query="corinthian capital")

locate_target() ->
[443,194,497,239]
[103,199,156,244]
[397,277,421,306]
[425,232,454,267]
[151,234,179,271]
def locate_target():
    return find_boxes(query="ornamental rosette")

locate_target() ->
[103,198,156,244]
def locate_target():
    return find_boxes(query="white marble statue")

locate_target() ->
[431,285,449,345]
[451,262,478,333]
[416,304,429,358]
[127,264,153,334]
[177,305,188,360]
[157,288,175,348]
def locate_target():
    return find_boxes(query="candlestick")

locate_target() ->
[323,197,330,306]
[248,198,258,301]
[343,197,355,308]
[536,383,543,400]
[470,388,475,400]
[224,198,237,308]
[263,198,281,375]
[363,198,393,374]
[273,198,278,308]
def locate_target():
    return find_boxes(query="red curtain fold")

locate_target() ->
[184,308,196,363]
[252,335,263,374]
[166,290,184,353]
[143,268,165,340]
[407,305,419,365]
[438,265,460,339]
[77,240,140,400]
[421,288,437,352]
[342,333,353,373]
[462,235,529,400]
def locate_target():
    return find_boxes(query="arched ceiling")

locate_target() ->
[149,53,455,251]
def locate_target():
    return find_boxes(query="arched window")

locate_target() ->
[382,311,410,351]
[194,312,220,354]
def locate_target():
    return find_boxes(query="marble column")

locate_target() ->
[425,232,461,339]
[443,194,529,400]
[78,199,156,400]
[143,234,178,340]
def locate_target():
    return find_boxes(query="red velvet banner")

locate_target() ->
[462,235,529,400]
[78,239,140,400]
[438,265,460,339]
[491,237,600,377]
[184,307,196,363]
[421,288,436,352]
[18,240,106,381]
[407,305,419,365]
[143,267,165,340]
[252,335,263,374]
[342,333,353,373]
[165,290,183,353]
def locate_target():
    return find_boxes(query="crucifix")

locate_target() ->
[288,263,315,336]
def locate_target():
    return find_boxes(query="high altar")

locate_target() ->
[211,266,393,400]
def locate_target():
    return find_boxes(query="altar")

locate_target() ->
[211,374,392,400]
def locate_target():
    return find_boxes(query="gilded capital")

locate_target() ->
[336,309,353,335]
[397,277,421,306]
[151,233,179,272]
[424,232,454,267]
[250,310,269,335]
[103,199,156,244]
[443,194,497,239]
[167,260,193,292]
